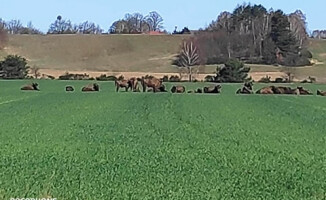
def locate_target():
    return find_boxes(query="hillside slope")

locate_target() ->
[0,35,326,82]
[2,34,188,73]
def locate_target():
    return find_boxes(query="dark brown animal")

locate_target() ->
[317,90,326,96]
[297,86,313,95]
[171,85,185,93]
[65,86,74,92]
[236,82,253,94]
[82,83,99,92]
[141,77,164,92]
[203,85,221,94]
[256,86,275,94]
[115,79,131,92]
[273,86,299,95]
[128,77,140,92]
[21,83,39,91]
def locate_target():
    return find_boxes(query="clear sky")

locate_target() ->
[0,0,325,33]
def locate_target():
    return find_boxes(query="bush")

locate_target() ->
[258,75,271,83]
[0,55,29,79]
[301,76,316,83]
[204,75,215,82]
[96,74,117,81]
[59,72,90,80]
[215,59,250,83]
[162,75,169,82]
[274,77,285,83]
[169,75,181,82]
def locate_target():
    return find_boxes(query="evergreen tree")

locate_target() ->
[0,55,30,79]
[215,59,250,82]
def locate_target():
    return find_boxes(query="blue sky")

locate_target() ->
[0,0,325,33]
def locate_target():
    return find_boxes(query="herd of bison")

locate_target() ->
[20,76,326,96]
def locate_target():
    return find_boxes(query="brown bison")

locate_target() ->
[236,82,253,94]
[115,79,131,92]
[273,86,299,95]
[256,86,275,94]
[21,83,39,91]
[82,83,99,92]
[297,86,313,95]
[203,85,221,94]
[317,90,326,96]
[128,77,140,92]
[171,85,185,93]
[256,86,297,95]
[65,86,74,92]
[141,76,165,92]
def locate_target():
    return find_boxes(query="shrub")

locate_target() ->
[162,75,169,82]
[301,76,316,83]
[169,75,181,82]
[59,72,90,80]
[274,78,285,83]
[0,55,29,79]
[96,74,117,81]
[215,59,250,83]
[258,75,271,83]
[204,75,215,82]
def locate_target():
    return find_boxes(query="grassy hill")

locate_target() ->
[0,35,326,81]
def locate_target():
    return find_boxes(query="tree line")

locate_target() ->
[174,4,313,70]
[0,11,165,35]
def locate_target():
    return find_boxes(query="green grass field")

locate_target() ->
[0,80,326,199]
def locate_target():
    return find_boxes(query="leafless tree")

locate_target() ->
[288,10,308,47]
[177,40,200,81]
[0,19,8,49]
[30,66,41,79]
[78,21,103,34]
[6,20,23,34]
[146,11,163,31]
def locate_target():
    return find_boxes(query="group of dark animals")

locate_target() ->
[20,78,326,96]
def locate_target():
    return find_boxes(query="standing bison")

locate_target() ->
[82,83,99,92]
[171,85,185,93]
[141,76,165,93]
[21,83,39,91]
[115,79,131,92]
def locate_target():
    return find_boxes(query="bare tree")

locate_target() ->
[48,16,77,34]
[78,21,103,34]
[0,19,8,49]
[288,10,308,47]
[176,40,200,81]
[146,11,163,31]
[110,13,150,34]
[30,66,41,79]
[6,20,23,34]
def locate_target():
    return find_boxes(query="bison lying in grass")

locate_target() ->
[317,90,326,96]
[65,86,74,92]
[203,85,221,94]
[21,83,39,91]
[82,83,99,92]
[171,85,185,93]
[256,86,312,95]
[236,82,253,94]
